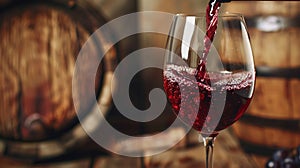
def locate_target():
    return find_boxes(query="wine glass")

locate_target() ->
[163,13,255,168]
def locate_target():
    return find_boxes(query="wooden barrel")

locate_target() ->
[0,0,117,142]
[223,1,300,156]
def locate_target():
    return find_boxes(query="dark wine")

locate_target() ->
[163,64,254,137]
[195,0,222,79]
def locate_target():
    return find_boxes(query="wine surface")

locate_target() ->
[163,64,254,137]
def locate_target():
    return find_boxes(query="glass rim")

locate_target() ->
[175,12,244,18]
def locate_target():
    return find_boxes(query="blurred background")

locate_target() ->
[0,0,299,167]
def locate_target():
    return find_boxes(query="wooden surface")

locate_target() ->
[0,1,111,141]
[0,129,264,168]
[223,0,300,151]
[0,2,88,140]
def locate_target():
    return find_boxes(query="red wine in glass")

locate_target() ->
[163,3,255,166]
[163,64,254,137]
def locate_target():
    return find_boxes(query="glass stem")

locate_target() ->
[202,136,216,168]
